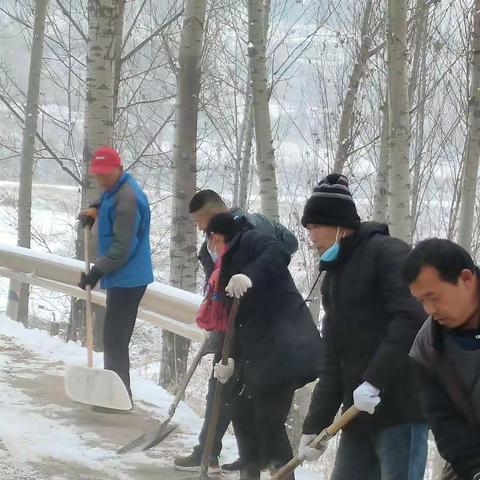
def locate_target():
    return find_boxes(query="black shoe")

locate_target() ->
[173,452,220,474]
[91,405,132,414]
[222,459,243,472]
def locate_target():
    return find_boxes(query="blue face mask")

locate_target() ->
[207,234,219,262]
[320,228,341,262]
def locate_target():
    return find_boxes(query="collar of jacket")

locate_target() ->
[319,221,390,272]
[103,172,129,199]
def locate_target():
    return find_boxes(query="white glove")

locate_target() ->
[225,274,252,298]
[353,381,381,414]
[298,433,328,462]
[213,358,235,384]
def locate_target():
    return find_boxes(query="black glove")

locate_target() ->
[78,266,102,290]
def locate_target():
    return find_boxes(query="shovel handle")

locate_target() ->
[84,227,94,368]
[271,406,360,480]
[200,298,240,476]
[168,335,208,418]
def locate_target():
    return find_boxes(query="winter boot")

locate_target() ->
[221,458,243,472]
[173,451,220,474]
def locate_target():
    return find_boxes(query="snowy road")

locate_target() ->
[0,314,319,480]
[0,318,206,480]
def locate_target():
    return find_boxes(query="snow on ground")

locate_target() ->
[0,313,320,480]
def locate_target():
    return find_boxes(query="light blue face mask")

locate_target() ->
[320,228,341,262]
[207,234,219,262]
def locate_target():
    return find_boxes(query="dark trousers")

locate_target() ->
[194,353,232,459]
[330,423,428,480]
[103,286,146,398]
[231,384,295,474]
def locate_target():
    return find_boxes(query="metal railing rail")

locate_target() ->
[0,243,204,342]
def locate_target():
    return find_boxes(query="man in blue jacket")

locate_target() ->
[78,146,153,411]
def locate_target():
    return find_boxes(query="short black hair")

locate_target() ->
[206,213,235,242]
[402,238,476,285]
[189,190,226,213]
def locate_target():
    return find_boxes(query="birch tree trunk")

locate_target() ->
[239,103,254,210]
[248,0,279,221]
[233,81,252,206]
[373,97,390,223]
[7,0,49,326]
[333,0,374,173]
[160,0,207,392]
[458,1,480,252]
[387,0,412,243]
[68,0,117,347]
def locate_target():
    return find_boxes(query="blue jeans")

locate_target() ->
[330,423,428,480]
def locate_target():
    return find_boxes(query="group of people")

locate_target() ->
[78,146,480,480]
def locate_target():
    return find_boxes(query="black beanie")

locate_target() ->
[301,173,361,229]
[206,212,236,242]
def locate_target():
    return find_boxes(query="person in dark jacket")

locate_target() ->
[77,146,153,412]
[174,190,299,473]
[298,173,428,480]
[404,239,480,480]
[207,212,321,480]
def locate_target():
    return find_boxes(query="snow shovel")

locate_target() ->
[200,298,240,480]
[271,406,361,480]
[64,227,132,411]
[117,334,209,454]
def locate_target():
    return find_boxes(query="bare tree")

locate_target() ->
[333,0,376,173]
[248,0,279,220]
[458,1,480,252]
[160,0,207,392]
[387,0,411,243]
[7,0,49,326]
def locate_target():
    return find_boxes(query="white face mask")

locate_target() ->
[207,234,219,262]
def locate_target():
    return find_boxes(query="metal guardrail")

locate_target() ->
[0,243,204,342]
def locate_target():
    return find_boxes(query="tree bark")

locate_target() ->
[387,0,412,243]
[7,0,49,326]
[459,1,480,252]
[333,0,374,173]
[239,102,254,210]
[160,0,207,392]
[373,97,390,223]
[248,0,279,221]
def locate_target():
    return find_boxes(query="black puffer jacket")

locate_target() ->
[198,210,299,356]
[303,222,427,435]
[220,219,322,394]
[410,318,480,480]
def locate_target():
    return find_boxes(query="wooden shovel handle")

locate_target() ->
[84,227,94,368]
[271,406,360,480]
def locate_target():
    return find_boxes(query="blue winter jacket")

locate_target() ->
[94,172,154,289]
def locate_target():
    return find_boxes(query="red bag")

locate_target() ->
[196,248,229,332]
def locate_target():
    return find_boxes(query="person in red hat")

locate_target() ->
[78,146,154,412]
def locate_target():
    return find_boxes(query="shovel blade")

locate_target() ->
[64,365,132,411]
[117,421,177,454]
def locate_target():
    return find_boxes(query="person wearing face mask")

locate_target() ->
[298,173,428,480]
[174,190,299,474]
[204,212,322,480]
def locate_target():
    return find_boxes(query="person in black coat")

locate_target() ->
[298,174,428,480]
[207,212,322,480]
[174,190,299,474]
[404,239,480,480]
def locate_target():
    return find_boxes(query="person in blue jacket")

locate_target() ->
[78,146,153,411]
